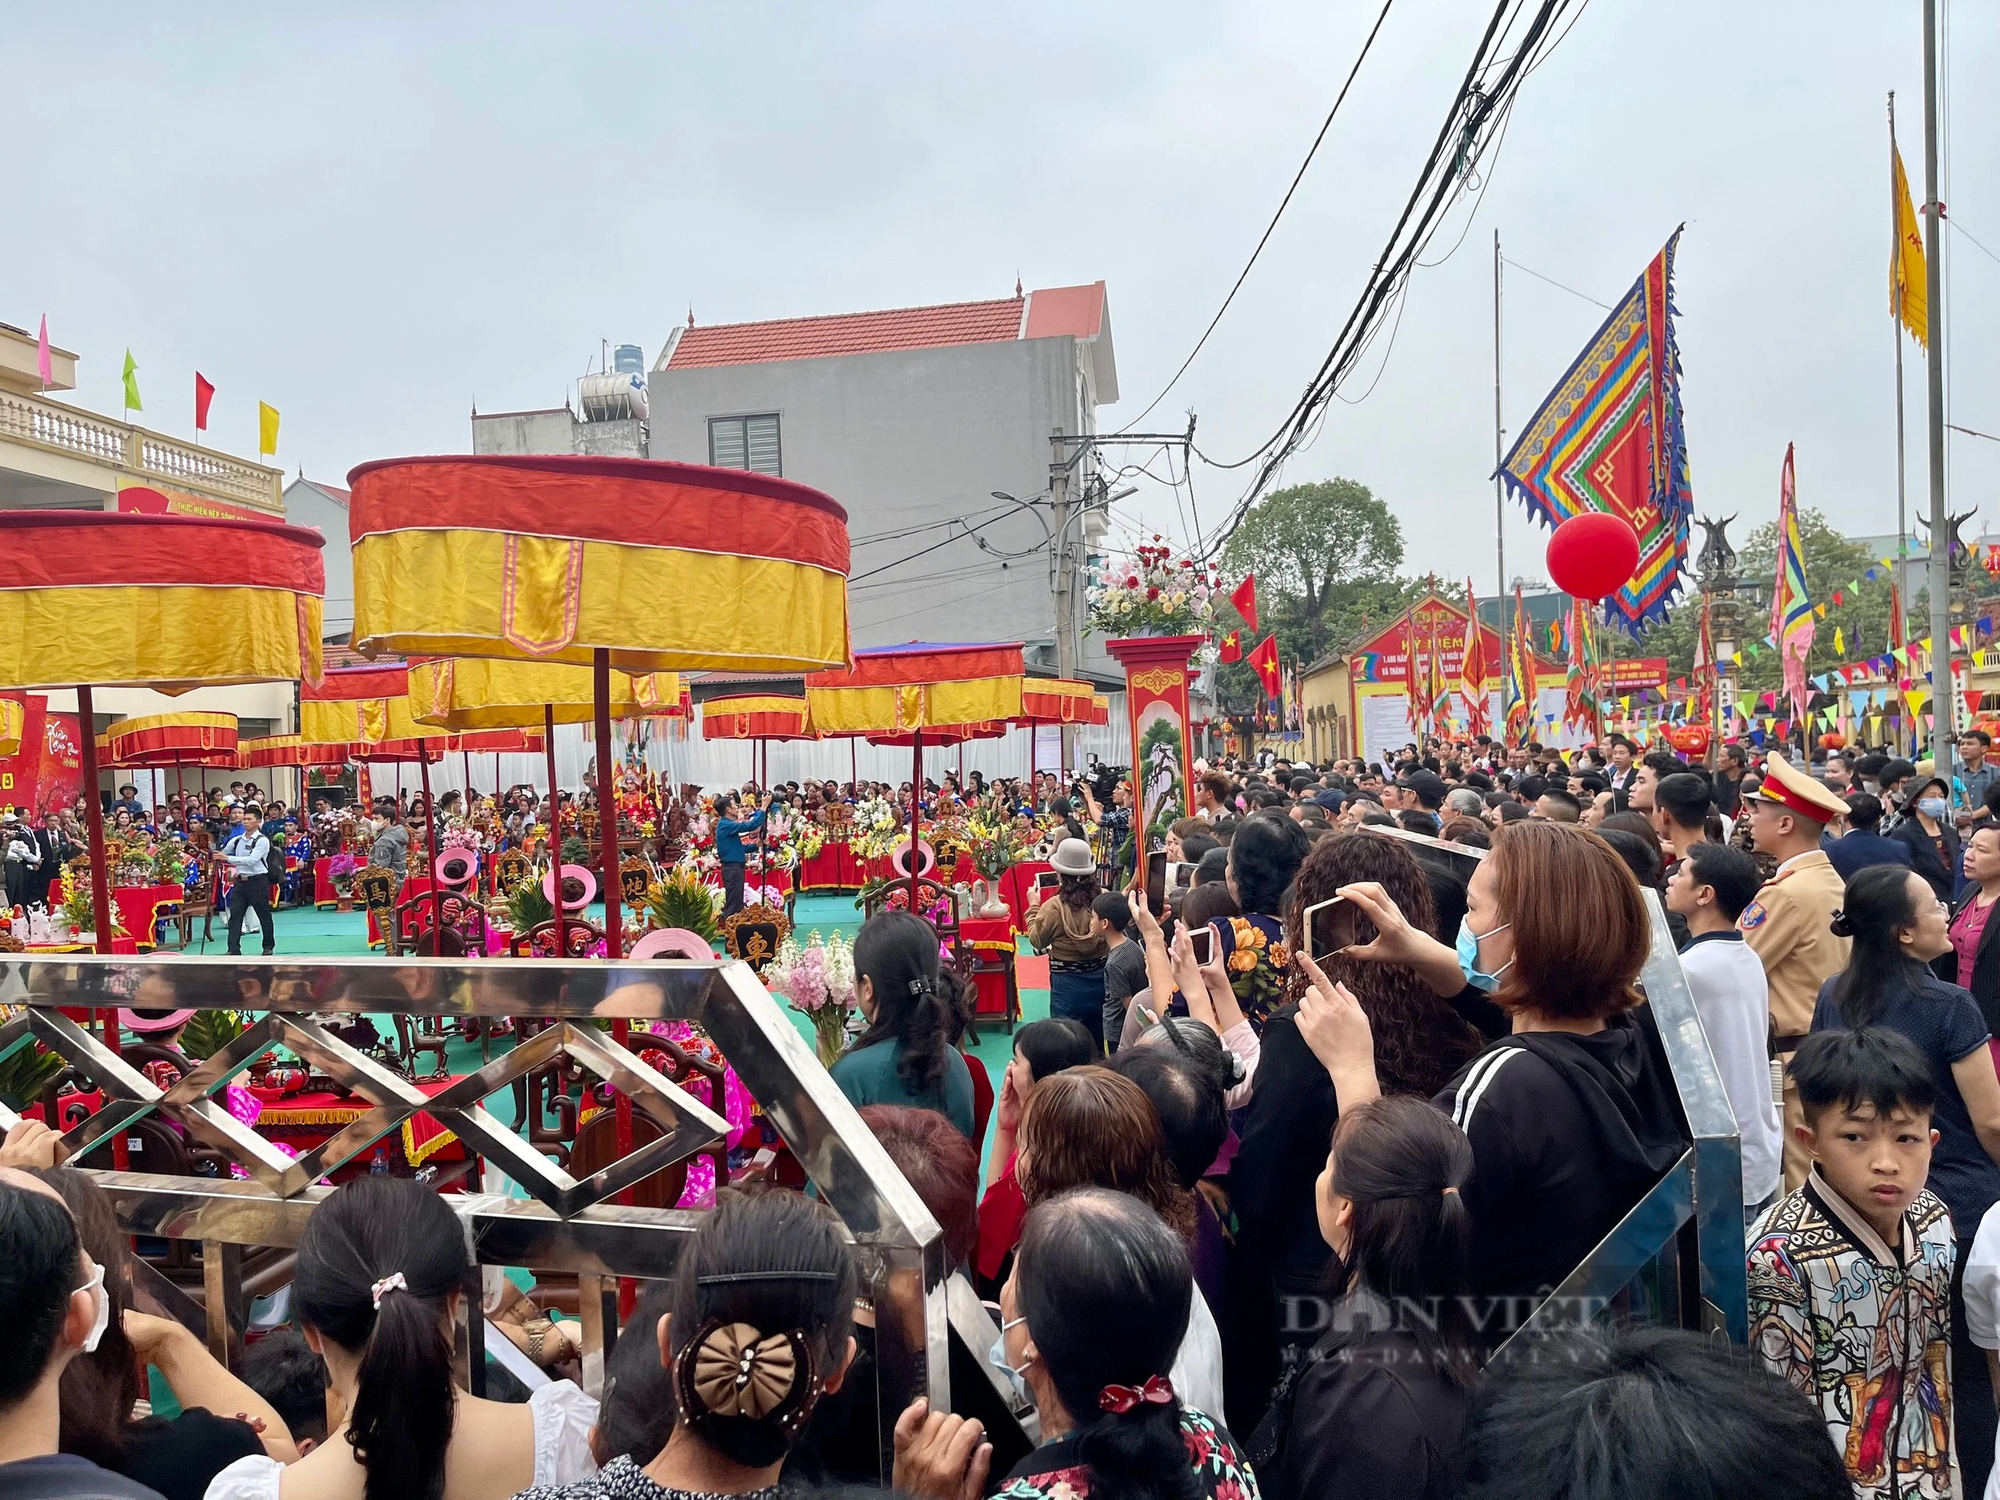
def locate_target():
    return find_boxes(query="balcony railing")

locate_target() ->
[0,388,283,511]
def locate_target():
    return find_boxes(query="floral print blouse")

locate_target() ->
[992,1405,1261,1500]
[1212,912,1291,1033]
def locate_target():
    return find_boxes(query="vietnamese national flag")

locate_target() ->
[1230,575,1260,634]
[1218,630,1242,664]
[1248,634,1281,697]
[195,373,215,432]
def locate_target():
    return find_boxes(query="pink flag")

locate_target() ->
[35,317,51,389]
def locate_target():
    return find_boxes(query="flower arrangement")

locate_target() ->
[848,797,904,860]
[1086,537,1224,636]
[646,866,723,946]
[441,825,480,853]
[765,931,857,1067]
[965,805,1023,879]
[151,841,190,888]
[327,852,362,895]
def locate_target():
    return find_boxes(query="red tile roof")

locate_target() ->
[296,478,350,509]
[319,642,381,670]
[664,283,1107,371]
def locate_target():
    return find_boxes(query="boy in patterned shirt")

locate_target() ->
[1748,1027,1957,1500]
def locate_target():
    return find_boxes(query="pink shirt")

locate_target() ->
[1952,895,1996,990]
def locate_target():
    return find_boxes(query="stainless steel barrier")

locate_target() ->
[1368,826,1749,1344]
[0,953,1032,1478]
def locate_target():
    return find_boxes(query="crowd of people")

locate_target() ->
[17,724,2000,1498]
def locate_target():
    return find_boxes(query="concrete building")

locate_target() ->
[471,344,651,461]
[283,477,356,641]
[644,283,1118,675]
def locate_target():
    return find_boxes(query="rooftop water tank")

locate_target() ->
[580,370,648,422]
[612,344,645,375]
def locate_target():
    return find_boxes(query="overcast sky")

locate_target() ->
[15,2,1998,601]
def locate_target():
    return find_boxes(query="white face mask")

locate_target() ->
[76,1261,109,1353]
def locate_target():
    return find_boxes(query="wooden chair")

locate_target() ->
[719,903,790,972]
[171,860,216,949]
[507,918,606,958]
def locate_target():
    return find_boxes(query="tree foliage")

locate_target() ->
[1211,479,1415,710]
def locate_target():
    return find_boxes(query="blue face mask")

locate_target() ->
[1455,916,1513,993]
[987,1316,1030,1402]
[1918,796,1950,820]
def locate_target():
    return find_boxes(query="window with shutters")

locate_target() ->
[707,414,782,476]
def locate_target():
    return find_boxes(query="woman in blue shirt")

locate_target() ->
[829,910,975,1138]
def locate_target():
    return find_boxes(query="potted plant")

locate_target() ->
[328,852,362,910]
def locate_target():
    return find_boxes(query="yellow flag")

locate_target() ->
[1834,625,1845,654]
[1893,146,1928,346]
[258,401,280,457]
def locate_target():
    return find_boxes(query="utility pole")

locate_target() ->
[1891,91,1912,759]
[1492,229,1508,736]
[1050,427,1076,772]
[1921,0,1951,765]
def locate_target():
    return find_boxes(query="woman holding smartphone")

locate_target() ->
[1028,838,1111,1050]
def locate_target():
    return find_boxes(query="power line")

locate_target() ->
[1948,216,2000,269]
[1112,0,1400,434]
[1950,422,2000,444]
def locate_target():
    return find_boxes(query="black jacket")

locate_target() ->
[1892,815,1962,902]
[1257,1327,1474,1500]
[1954,889,2000,1037]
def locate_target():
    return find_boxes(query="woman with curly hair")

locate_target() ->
[1015,1067,1221,1420]
[1227,831,1486,1429]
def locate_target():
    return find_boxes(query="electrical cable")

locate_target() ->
[1501,254,1614,310]
[1112,0,1401,434]
[1948,216,2000,270]
[1197,0,1582,558]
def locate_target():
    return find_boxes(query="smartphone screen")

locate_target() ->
[1034,871,1060,900]
[1187,924,1214,967]
[1143,848,1167,914]
[1304,896,1360,963]
[1167,860,1195,893]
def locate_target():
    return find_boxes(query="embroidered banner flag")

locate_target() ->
[1770,443,1814,722]
[1504,587,1534,745]
[1461,578,1491,737]
[1893,143,1929,347]
[1498,231,1693,633]
[1694,591,1715,726]
[1563,596,1600,735]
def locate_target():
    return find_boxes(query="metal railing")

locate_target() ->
[1373,826,1750,1345]
[0,953,1032,1480]
[0,389,284,510]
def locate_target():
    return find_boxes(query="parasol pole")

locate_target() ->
[757,738,766,890]
[463,747,473,808]
[909,728,923,903]
[544,703,564,960]
[418,750,443,947]
[594,650,623,958]
[850,738,857,795]
[76,685,129,1171]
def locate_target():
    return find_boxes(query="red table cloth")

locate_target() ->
[997,861,1054,932]
[255,1075,469,1171]
[112,884,183,949]
[960,915,1017,1017]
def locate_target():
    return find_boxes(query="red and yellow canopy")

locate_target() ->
[0,513,324,690]
[1018,678,1110,727]
[347,456,851,673]
[408,657,682,731]
[99,712,239,768]
[805,643,1024,735]
[701,694,817,741]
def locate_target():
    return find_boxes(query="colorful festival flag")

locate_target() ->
[1217,630,1242,664]
[36,316,51,389]
[1423,606,1449,733]
[1893,144,1929,347]
[1230,575,1260,634]
[121,349,142,412]
[195,373,216,433]
[1498,232,1694,633]
[257,400,280,457]
[1563,596,1600,735]
[1461,578,1491,737]
[1694,590,1715,726]
[1397,605,1424,733]
[1770,443,1814,722]
[1504,586,1534,745]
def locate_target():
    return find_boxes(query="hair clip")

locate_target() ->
[370,1272,408,1310]
[1099,1373,1176,1414]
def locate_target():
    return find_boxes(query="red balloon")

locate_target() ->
[1545,513,1641,600]
[1667,724,1712,757]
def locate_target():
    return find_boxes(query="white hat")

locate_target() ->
[1050,837,1096,876]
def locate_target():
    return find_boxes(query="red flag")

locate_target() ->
[195,373,215,432]
[1248,634,1281,697]
[1217,630,1242,664]
[1230,575,1260,634]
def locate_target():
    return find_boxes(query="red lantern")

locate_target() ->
[1818,732,1846,750]
[1666,724,1711,757]
[1545,513,1641,600]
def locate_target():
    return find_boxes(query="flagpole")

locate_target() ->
[1891,91,1912,759]
[1921,0,1951,766]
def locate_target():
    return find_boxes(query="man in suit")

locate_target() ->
[1826,792,1912,883]
[28,812,73,909]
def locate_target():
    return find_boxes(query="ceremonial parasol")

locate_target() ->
[347,454,851,960]
[806,643,1024,899]
[0,512,323,1168]
[409,656,684,957]
[98,711,240,822]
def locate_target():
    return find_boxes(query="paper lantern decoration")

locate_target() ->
[1819,732,1847,750]
[1545,513,1641,601]
[1665,724,1711,757]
